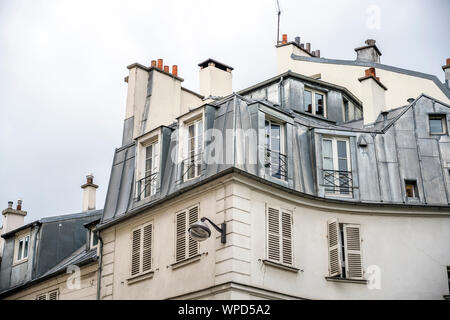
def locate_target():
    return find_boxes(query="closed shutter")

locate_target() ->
[267,206,280,262]
[175,211,187,262]
[37,294,47,300]
[48,290,59,300]
[131,228,141,276]
[327,218,341,277]
[281,210,293,265]
[343,224,363,279]
[142,223,153,272]
[188,206,199,258]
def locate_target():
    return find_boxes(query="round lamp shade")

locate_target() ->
[188,221,211,241]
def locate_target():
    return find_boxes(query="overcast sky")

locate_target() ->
[0,0,449,224]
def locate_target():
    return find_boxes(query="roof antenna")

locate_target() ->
[276,0,282,45]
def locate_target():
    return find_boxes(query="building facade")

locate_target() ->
[1,37,450,299]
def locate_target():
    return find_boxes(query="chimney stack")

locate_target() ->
[359,67,388,125]
[306,43,311,52]
[282,34,287,44]
[151,60,156,68]
[355,39,382,63]
[1,200,27,234]
[172,65,178,77]
[442,59,450,90]
[157,59,163,70]
[294,36,300,45]
[198,58,233,98]
[81,173,98,212]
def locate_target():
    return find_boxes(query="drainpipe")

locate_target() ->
[96,233,103,300]
[278,76,284,107]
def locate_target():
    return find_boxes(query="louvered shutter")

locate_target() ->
[281,210,293,265]
[175,211,187,262]
[37,294,47,300]
[131,228,141,276]
[48,290,59,300]
[267,206,281,262]
[343,224,363,279]
[327,218,341,277]
[188,206,199,258]
[142,223,153,272]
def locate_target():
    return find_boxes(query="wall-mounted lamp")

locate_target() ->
[188,217,226,244]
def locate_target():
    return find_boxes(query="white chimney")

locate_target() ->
[1,200,27,259]
[81,173,98,212]
[358,68,388,125]
[443,59,450,90]
[198,58,233,98]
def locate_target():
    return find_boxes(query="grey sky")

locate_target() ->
[0,0,449,224]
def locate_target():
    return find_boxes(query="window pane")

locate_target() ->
[344,100,349,122]
[304,90,312,113]
[337,141,347,158]
[322,140,332,158]
[196,120,203,151]
[323,158,333,171]
[145,145,152,159]
[315,93,324,116]
[338,159,348,172]
[92,232,99,247]
[17,240,23,260]
[429,118,443,134]
[23,236,29,258]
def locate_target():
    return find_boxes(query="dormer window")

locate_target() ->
[304,89,326,117]
[90,229,99,249]
[136,134,160,201]
[185,117,203,180]
[322,137,352,196]
[429,115,447,135]
[265,119,286,180]
[15,233,30,263]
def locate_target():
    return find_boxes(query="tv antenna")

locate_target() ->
[276,0,281,45]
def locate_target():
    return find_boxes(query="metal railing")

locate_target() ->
[135,172,158,201]
[181,152,203,181]
[265,148,287,180]
[323,170,353,196]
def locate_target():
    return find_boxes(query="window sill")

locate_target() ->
[127,270,154,285]
[170,254,202,270]
[262,260,299,273]
[12,258,28,267]
[325,276,368,284]
[443,295,450,300]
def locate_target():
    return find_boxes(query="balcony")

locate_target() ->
[135,172,158,201]
[323,170,353,197]
[265,148,287,180]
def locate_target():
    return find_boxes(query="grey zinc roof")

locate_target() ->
[99,87,450,230]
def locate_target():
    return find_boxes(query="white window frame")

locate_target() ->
[14,232,30,264]
[136,134,160,200]
[264,118,285,180]
[184,117,204,181]
[322,136,352,197]
[90,229,98,250]
[36,289,59,300]
[304,88,327,117]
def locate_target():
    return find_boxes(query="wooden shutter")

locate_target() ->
[327,218,341,277]
[131,228,141,276]
[175,211,187,262]
[267,206,281,262]
[343,224,363,279]
[37,294,47,300]
[281,210,293,265]
[188,206,199,258]
[48,290,59,300]
[142,223,153,272]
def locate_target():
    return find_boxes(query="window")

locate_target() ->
[304,89,326,117]
[36,289,59,300]
[447,266,450,293]
[405,180,419,199]
[175,205,199,262]
[327,219,362,279]
[322,137,352,196]
[266,206,293,266]
[343,99,349,122]
[90,230,98,249]
[429,115,447,135]
[130,222,153,277]
[264,119,286,180]
[144,141,159,197]
[15,234,30,263]
[185,118,203,180]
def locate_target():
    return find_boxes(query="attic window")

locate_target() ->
[90,230,99,249]
[15,234,30,263]
[429,115,447,135]
[405,180,419,199]
[304,89,326,117]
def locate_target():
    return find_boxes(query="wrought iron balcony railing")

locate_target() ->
[181,152,203,181]
[323,170,353,196]
[264,148,287,180]
[135,172,158,201]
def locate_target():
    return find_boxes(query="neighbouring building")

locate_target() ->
[1,36,450,300]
